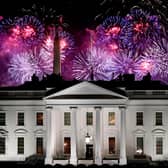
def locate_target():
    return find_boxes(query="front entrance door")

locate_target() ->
[86,144,93,159]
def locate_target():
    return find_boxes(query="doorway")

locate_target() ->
[86,144,93,159]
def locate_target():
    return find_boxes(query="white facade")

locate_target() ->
[0,81,168,165]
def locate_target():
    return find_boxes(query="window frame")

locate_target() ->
[136,112,143,126]
[155,112,163,126]
[17,137,24,155]
[108,112,115,126]
[64,112,71,126]
[0,112,6,126]
[36,112,43,126]
[0,137,5,154]
[36,137,43,155]
[86,112,93,126]
[17,112,24,126]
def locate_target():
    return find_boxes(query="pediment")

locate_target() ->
[0,129,8,136]
[34,129,45,135]
[152,128,166,134]
[133,129,146,135]
[45,81,127,100]
[14,128,28,134]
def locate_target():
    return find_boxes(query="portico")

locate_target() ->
[44,81,128,165]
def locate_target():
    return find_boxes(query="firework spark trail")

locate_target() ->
[8,52,37,84]
[72,47,112,80]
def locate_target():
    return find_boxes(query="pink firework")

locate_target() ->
[14,15,45,49]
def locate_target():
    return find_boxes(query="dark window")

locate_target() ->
[0,113,6,126]
[137,137,143,151]
[18,137,24,154]
[64,137,71,154]
[36,137,43,155]
[156,137,163,155]
[0,137,5,154]
[156,112,162,125]
[86,112,93,125]
[64,112,71,126]
[136,112,143,126]
[109,137,115,154]
[36,113,43,126]
[17,113,24,126]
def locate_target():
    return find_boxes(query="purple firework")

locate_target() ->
[8,52,38,85]
[140,40,168,83]
[58,30,75,62]
[127,8,161,53]
[96,16,133,50]
[14,15,45,49]
[109,49,143,80]
[72,47,112,80]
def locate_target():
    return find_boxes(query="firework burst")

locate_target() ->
[8,52,38,84]
[14,15,45,49]
[96,16,133,50]
[72,47,112,80]
[127,8,161,52]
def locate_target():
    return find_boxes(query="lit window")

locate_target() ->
[64,137,71,154]
[18,137,24,154]
[36,137,43,155]
[86,112,93,125]
[155,112,162,125]
[136,137,143,154]
[136,112,143,126]
[36,112,43,126]
[156,137,163,155]
[109,137,115,154]
[64,112,71,126]
[108,112,115,125]
[0,113,6,126]
[17,113,24,126]
[0,137,5,154]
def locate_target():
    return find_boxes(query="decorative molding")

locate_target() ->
[0,129,8,136]
[34,129,45,135]
[14,128,28,134]
[152,128,166,134]
[133,129,146,135]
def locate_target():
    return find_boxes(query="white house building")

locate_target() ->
[0,77,168,165]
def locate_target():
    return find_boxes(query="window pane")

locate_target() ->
[156,137,163,155]
[136,112,143,125]
[36,137,43,155]
[0,113,6,126]
[0,137,5,154]
[64,137,71,154]
[108,112,115,125]
[86,112,93,125]
[64,112,71,126]
[18,113,24,126]
[137,137,143,151]
[36,113,43,126]
[109,137,115,154]
[156,112,162,125]
[18,137,24,154]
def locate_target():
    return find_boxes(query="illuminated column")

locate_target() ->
[45,106,53,165]
[94,106,102,165]
[70,107,78,165]
[119,106,127,165]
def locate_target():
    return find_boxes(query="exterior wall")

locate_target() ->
[52,106,120,160]
[1,98,168,162]
[0,100,46,161]
[126,100,168,161]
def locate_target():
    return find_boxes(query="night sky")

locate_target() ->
[0,0,168,86]
[0,0,101,30]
